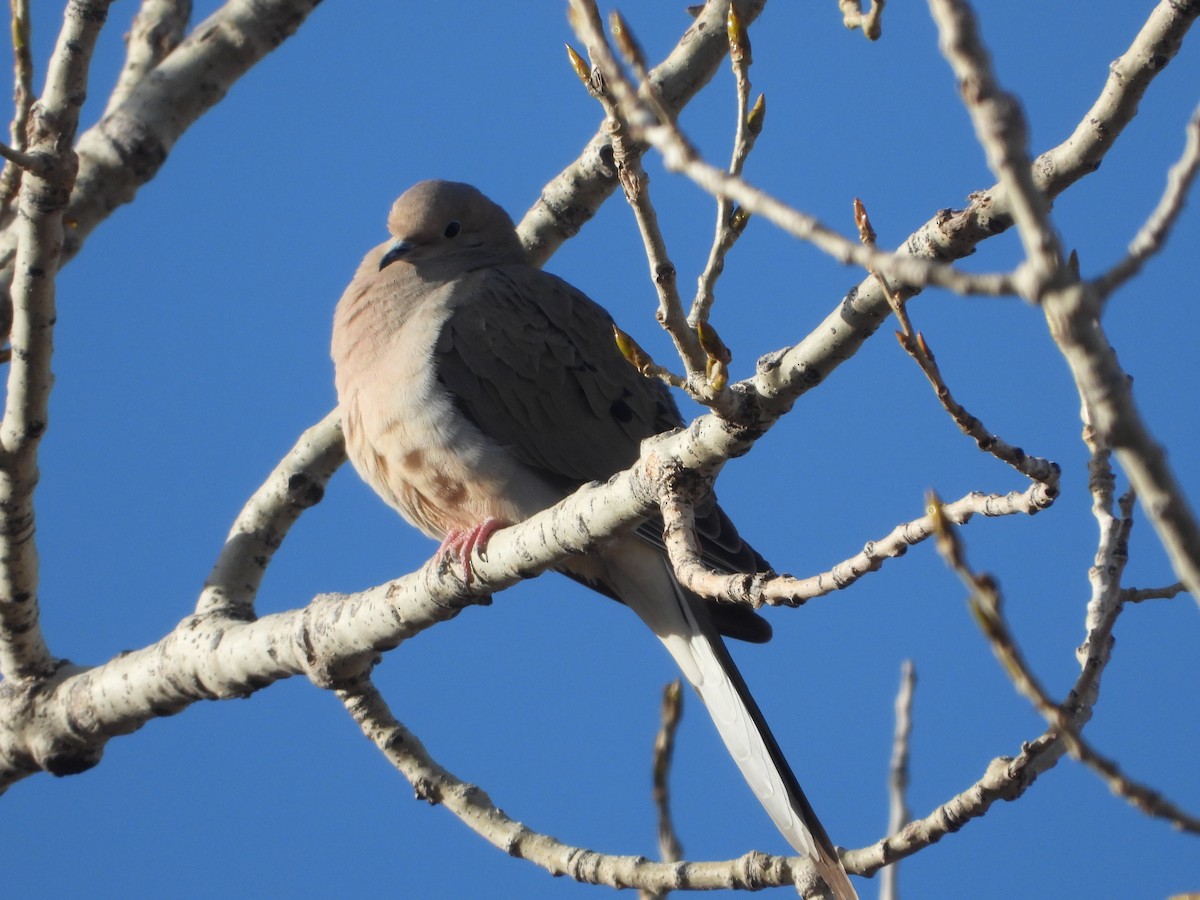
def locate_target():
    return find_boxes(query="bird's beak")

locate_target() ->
[379,239,415,271]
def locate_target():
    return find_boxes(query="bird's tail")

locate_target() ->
[608,541,857,900]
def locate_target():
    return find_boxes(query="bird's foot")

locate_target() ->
[438,518,507,586]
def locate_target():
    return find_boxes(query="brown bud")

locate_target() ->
[727,4,752,66]
[747,93,766,136]
[729,206,751,235]
[853,197,876,245]
[697,319,732,364]
[613,324,654,374]
[565,44,592,87]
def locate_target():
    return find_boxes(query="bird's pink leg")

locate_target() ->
[437,517,507,585]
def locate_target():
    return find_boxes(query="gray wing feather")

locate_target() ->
[436,263,773,642]
[436,265,680,487]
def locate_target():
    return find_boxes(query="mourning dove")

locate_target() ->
[331,180,856,900]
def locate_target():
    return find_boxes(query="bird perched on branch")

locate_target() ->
[331,180,855,899]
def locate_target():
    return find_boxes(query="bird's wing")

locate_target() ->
[436,264,679,488]
[435,264,773,642]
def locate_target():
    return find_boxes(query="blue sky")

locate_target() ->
[2,2,1198,897]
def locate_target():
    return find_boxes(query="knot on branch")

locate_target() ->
[0,659,105,778]
[299,595,380,690]
[649,455,772,609]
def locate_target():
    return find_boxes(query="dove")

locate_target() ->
[331,180,856,899]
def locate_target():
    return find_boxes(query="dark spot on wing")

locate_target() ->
[610,396,633,423]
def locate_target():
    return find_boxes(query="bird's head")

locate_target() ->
[378,180,525,274]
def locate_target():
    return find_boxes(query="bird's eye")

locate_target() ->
[443,221,462,239]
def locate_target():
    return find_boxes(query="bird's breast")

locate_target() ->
[335,294,550,540]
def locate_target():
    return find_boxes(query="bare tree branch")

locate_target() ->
[879,660,915,900]
[1121,582,1187,603]
[0,0,34,219]
[0,402,771,788]
[927,0,1063,297]
[656,450,1056,609]
[104,0,192,116]
[196,409,345,618]
[691,4,760,327]
[1094,105,1200,301]
[931,494,1200,834]
[565,41,709,393]
[565,0,1199,430]
[0,140,43,174]
[1045,267,1200,605]
[1,2,1195,892]
[924,0,1200,604]
[643,679,684,900]
[337,675,838,894]
[838,0,885,41]
[568,0,1019,300]
[0,0,325,329]
[520,0,768,268]
[0,0,116,681]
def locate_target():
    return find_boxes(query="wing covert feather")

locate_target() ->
[436,265,680,489]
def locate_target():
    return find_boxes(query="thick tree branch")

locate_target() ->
[0,415,713,787]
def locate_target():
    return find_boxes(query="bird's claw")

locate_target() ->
[437,517,506,586]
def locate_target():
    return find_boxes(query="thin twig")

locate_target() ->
[0,140,43,173]
[572,10,746,414]
[521,1,769,267]
[930,493,1200,834]
[691,5,760,325]
[0,0,34,216]
[567,0,1020,300]
[565,36,708,393]
[651,679,684,865]
[879,660,915,900]
[642,679,684,900]
[856,198,1060,484]
[1121,582,1187,603]
[337,676,835,893]
[657,456,1055,609]
[1094,105,1200,302]
[838,0,886,40]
